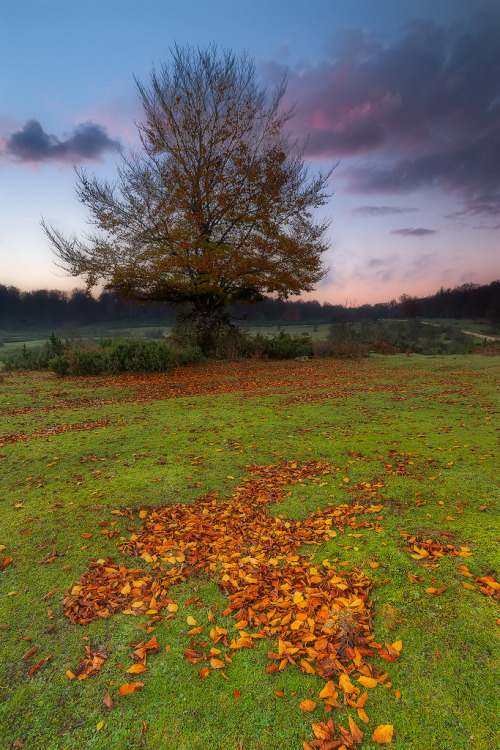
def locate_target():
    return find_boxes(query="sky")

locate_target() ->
[1,0,498,305]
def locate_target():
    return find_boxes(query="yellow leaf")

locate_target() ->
[300,659,316,674]
[96,720,104,731]
[167,602,178,612]
[391,640,402,654]
[139,510,147,518]
[209,658,225,669]
[187,616,197,626]
[358,676,378,689]
[462,581,476,590]
[372,725,394,744]
[339,673,356,693]
[357,707,369,723]
[319,681,337,700]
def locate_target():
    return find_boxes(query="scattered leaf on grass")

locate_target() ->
[372,724,394,744]
[103,693,114,709]
[118,681,144,695]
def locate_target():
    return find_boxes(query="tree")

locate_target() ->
[42,44,334,353]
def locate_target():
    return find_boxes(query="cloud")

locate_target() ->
[280,8,500,220]
[3,119,120,165]
[351,205,419,216]
[390,228,436,237]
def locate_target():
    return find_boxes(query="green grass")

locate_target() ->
[0,354,498,749]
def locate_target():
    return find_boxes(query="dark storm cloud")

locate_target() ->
[282,8,500,219]
[390,228,436,237]
[351,205,419,216]
[3,119,120,164]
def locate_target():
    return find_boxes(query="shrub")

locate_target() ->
[47,338,204,376]
[105,339,176,373]
[49,354,70,377]
[3,332,65,370]
[249,330,313,359]
[174,345,206,366]
[70,348,110,376]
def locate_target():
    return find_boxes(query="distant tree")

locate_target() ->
[398,294,422,318]
[42,44,334,353]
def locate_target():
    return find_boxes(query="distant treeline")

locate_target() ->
[0,281,498,329]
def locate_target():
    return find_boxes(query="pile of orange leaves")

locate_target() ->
[64,461,399,747]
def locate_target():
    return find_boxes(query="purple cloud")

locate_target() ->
[391,228,436,237]
[280,8,500,220]
[351,205,419,216]
[3,119,120,164]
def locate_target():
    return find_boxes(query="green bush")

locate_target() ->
[70,347,110,376]
[174,345,206,366]
[249,330,313,359]
[46,338,204,376]
[49,354,70,377]
[104,339,175,373]
[3,332,65,370]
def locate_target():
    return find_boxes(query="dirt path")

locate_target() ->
[460,329,500,341]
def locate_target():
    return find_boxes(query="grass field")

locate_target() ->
[0,354,498,749]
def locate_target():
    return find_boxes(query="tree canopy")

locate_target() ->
[42,44,334,351]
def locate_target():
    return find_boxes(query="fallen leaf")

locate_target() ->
[357,707,369,723]
[299,699,317,712]
[348,715,364,743]
[27,654,52,675]
[118,681,144,695]
[339,673,356,694]
[126,663,147,674]
[209,658,225,669]
[358,675,378,689]
[372,725,394,744]
[103,693,114,709]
